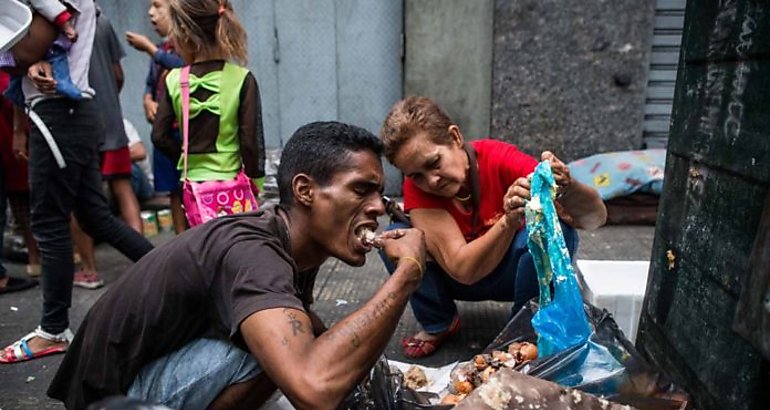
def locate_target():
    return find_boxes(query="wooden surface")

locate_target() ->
[636,1,770,409]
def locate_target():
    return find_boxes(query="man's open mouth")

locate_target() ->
[355,224,380,248]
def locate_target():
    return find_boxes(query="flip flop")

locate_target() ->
[0,327,73,364]
[0,276,38,295]
[401,316,461,359]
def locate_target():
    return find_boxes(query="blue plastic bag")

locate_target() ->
[525,161,592,357]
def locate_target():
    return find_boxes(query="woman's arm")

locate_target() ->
[543,151,607,230]
[411,176,530,286]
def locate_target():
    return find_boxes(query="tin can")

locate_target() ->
[157,209,173,232]
[141,211,158,237]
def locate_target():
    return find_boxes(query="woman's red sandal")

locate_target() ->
[401,316,461,359]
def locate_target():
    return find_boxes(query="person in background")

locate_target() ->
[378,96,607,358]
[1,0,81,106]
[124,118,155,203]
[0,0,153,364]
[0,72,38,294]
[151,0,265,224]
[126,0,186,233]
[48,121,426,410]
[69,6,143,289]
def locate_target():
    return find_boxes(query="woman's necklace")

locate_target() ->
[455,192,472,202]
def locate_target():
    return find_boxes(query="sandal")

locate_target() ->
[0,326,73,364]
[401,316,461,359]
[0,276,38,295]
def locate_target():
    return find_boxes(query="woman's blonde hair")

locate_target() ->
[379,96,455,163]
[167,0,247,65]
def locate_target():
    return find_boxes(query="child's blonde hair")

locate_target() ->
[167,0,247,65]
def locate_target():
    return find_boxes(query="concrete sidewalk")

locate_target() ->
[0,223,654,409]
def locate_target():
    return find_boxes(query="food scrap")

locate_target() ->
[403,365,429,390]
[439,342,538,406]
[359,228,380,247]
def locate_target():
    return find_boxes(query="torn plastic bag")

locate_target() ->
[525,160,592,358]
[340,356,453,410]
[484,301,690,410]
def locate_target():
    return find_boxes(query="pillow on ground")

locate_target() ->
[568,149,665,201]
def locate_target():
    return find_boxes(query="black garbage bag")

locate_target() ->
[340,356,455,410]
[484,300,689,410]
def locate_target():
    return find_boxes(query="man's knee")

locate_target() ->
[128,339,261,410]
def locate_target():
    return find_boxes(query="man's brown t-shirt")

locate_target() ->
[48,206,317,409]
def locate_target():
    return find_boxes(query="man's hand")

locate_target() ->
[542,151,572,197]
[126,32,158,56]
[378,227,426,290]
[143,97,158,123]
[27,61,56,94]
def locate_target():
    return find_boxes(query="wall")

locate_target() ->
[490,0,655,162]
[404,0,494,139]
[637,0,770,408]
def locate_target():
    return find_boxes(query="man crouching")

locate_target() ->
[48,122,426,410]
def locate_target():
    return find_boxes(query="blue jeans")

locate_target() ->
[380,221,578,334]
[28,99,154,334]
[127,338,261,410]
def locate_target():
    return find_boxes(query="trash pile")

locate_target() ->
[342,162,689,410]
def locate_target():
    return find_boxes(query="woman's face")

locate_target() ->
[392,126,468,198]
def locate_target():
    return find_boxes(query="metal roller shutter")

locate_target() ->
[643,0,685,148]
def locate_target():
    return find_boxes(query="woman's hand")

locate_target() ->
[541,151,572,197]
[503,177,530,230]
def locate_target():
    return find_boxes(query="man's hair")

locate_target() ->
[278,121,383,208]
[379,96,454,163]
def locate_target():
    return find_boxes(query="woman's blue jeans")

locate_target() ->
[379,221,578,334]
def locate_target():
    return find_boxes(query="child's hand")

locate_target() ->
[143,98,158,123]
[62,21,78,42]
[126,32,157,55]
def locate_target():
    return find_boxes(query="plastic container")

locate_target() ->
[141,211,158,237]
[157,209,173,232]
[0,0,32,53]
[576,260,650,343]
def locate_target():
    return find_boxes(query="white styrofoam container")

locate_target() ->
[0,0,32,53]
[576,259,650,343]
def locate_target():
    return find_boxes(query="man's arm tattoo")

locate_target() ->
[284,309,306,336]
[324,291,398,348]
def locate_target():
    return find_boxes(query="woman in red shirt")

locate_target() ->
[379,96,607,358]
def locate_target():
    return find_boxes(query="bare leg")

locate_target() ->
[70,217,97,275]
[170,191,186,233]
[208,372,277,410]
[109,178,142,233]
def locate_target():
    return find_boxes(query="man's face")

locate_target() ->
[308,150,386,266]
[149,0,171,37]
